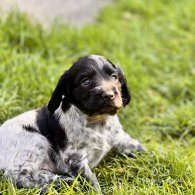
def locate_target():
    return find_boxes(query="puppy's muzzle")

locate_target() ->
[94,81,123,109]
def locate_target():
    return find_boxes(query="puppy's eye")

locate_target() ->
[82,78,91,86]
[111,74,117,80]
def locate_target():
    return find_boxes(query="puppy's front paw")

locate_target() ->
[121,139,146,158]
[130,140,145,152]
[127,141,145,158]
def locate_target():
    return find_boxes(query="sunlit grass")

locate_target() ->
[0,0,195,194]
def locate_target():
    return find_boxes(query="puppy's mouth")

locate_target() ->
[91,96,123,115]
[76,91,123,116]
[102,100,122,114]
[108,98,123,109]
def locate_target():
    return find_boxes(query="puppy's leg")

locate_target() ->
[79,160,100,191]
[63,151,100,191]
[113,129,145,158]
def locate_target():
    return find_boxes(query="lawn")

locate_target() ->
[0,0,195,194]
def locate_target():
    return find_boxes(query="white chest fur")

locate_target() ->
[58,106,121,169]
[82,124,114,168]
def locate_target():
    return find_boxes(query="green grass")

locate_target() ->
[0,0,195,194]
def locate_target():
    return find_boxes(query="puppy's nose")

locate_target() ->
[102,91,114,100]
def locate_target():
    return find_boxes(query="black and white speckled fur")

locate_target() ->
[0,55,144,192]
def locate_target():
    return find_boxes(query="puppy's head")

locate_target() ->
[48,55,131,116]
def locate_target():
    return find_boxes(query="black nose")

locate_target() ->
[102,91,114,100]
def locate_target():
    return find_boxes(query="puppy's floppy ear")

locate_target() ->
[48,71,70,114]
[117,66,131,107]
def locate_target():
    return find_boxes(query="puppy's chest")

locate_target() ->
[86,127,114,168]
[69,123,115,168]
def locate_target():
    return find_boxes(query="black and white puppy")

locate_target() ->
[0,55,144,191]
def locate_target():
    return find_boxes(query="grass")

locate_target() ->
[0,0,195,194]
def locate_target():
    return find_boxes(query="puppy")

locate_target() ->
[0,55,144,191]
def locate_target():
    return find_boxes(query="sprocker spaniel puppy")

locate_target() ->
[0,55,144,192]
